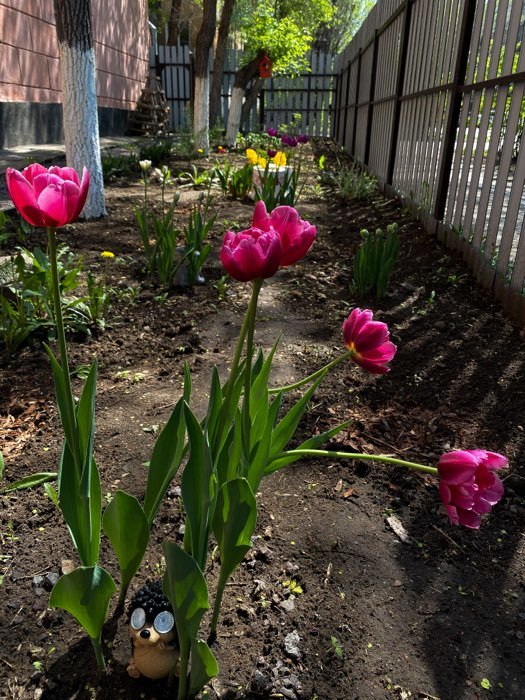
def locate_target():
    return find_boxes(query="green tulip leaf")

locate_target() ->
[2,471,57,492]
[49,566,116,640]
[162,541,210,645]
[0,451,4,480]
[212,478,257,583]
[76,359,98,478]
[58,441,101,567]
[189,640,219,696]
[182,403,216,570]
[265,418,354,475]
[270,372,327,456]
[102,490,149,603]
[143,396,187,525]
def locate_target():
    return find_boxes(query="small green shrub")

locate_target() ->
[0,245,103,352]
[336,164,377,201]
[350,224,400,300]
[101,153,139,182]
[138,138,173,165]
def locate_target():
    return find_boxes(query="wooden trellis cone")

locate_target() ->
[128,76,169,136]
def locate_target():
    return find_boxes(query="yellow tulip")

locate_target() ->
[272,151,287,167]
[246,148,258,165]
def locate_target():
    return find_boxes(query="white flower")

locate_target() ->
[139,160,152,172]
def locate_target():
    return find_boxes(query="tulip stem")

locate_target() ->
[269,350,353,394]
[268,449,439,476]
[242,279,264,458]
[213,290,252,452]
[47,227,81,473]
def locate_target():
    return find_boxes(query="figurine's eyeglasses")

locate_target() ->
[130,607,175,634]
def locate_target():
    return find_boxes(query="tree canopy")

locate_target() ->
[233,0,334,74]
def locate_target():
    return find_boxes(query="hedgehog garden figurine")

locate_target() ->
[127,580,180,680]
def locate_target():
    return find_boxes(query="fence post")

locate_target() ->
[364,30,379,165]
[351,49,362,155]
[259,88,265,131]
[386,0,413,184]
[340,64,351,150]
[433,0,477,221]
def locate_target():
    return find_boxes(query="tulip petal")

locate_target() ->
[72,167,90,219]
[6,169,47,227]
[21,163,48,185]
[36,183,70,227]
[437,451,479,484]
[49,165,80,185]
[252,200,270,231]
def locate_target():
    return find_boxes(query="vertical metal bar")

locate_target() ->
[364,30,379,165]
[387,0,412,183]
[351,49,362,156]
[342,63,352,150]
[433,0,477,221]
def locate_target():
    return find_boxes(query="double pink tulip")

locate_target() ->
[220,228,282,282]
[6,164,89,228]
[438,449,507,528]
[342,308,397,374]
[221,202,316,282]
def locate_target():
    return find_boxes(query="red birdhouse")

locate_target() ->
[259,53,272,79]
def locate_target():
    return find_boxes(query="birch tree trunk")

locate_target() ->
[54,0,106,218]
[225,55,261,147]
[209,0,236,127]
[193,0,217,152]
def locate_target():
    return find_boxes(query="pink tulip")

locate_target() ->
[342,308,396,374]
[252,201,316,267]
[221,227,282,281]
[437,449,508,528]
[6,163,89,228]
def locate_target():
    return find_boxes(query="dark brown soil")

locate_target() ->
[1,143,524,700]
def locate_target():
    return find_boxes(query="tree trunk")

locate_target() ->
[193,0,217,152]
[166,0,183,46]
[209,0,236,128]
[225,55,262,146]
[54,0,106,218]
[240,78,262,125]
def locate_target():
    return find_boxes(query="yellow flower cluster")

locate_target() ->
[101,251,115,259]
[246,148,287,169]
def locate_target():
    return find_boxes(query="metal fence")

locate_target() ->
[154,42,335,137]
[333,0,525,325]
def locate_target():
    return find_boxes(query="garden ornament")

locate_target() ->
[258,52,272,78]
[127,580,180,680]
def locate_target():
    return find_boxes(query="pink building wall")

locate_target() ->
[0,0,150,110]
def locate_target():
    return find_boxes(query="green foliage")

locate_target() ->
[149,192,182,288]
[49,566,116,652]
[102,490,149,605]
[351,224,400,300]
[214,162,253,199]
[101,153,139,182]
[237,0,334,73]
[0,246,102,352]
[253,162,302,209]
[183,203,215,286]
[1,472,57,492]
[335,163,377,201]
[138,138,173,166]
[162,541,214,699]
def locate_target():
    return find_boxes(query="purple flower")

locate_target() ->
[267,128,279,137]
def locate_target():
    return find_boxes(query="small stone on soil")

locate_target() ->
[284,630,302,661]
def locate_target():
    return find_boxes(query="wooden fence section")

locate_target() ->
[333,0,525,325]
[154,43,335,137]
